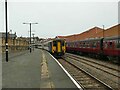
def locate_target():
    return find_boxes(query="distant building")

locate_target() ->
[0,32,17,46]
[0,32,29,53]
[0,32,17,39]
[56,27,103,42]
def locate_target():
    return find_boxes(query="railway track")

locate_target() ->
[58,58,112,90]
[64,53,120,89]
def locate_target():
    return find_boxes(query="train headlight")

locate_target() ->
[53,46,56,52]
[62,46,65,52]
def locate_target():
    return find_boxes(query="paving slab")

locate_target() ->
[2,49,42,88]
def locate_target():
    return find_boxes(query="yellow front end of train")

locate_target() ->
[52,39,66,57]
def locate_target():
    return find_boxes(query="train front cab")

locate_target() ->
[52,39,66,57]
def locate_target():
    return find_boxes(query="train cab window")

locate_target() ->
[53,41,57,46]
[61,41,64,46]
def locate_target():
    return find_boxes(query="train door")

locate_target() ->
[57,41,61,52]
[61,40,65,53]
[100,38,104,51]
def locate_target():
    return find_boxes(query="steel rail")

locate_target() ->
[66,55,120,79]
[59,58,113,90]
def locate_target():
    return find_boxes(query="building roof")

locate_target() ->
[55,24,119,42]
[0,32,17,38]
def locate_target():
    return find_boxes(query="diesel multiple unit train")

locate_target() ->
[66,36,120,62]
[42,38,66,57]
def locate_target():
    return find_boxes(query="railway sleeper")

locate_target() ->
[77,77,91,81]
[80,83,101,89]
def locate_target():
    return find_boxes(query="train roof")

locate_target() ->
[42,40,53,44]
[104,36,120,40]
[42,38,65,45]
[80,38,102,42]
[67,38,103,43]
[53,38,65,40]
[67,36,120,43]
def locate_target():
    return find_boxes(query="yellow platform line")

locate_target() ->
[40,50,55,88]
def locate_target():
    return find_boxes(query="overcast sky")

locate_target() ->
[0,0,119,38]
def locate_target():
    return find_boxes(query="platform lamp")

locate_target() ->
[23,22,38,53]
[5,0,8,62]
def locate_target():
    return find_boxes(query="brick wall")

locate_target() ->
[62,24,120,42]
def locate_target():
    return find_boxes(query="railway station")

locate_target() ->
[0,0,120,90]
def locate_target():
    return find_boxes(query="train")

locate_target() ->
[42,38,66,57]
[66,36,120,63]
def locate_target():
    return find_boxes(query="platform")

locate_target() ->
[2,49,79,89]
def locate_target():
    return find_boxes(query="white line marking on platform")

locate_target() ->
[49,53,83,90]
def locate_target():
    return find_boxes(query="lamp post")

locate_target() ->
[5,0,8,62]
[103,25,105,38]
[23,22,38,53]
[32,33,35,51]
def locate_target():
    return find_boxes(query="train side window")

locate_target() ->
[66,43,68,47]
[89,42,91,48]
[73,42,76,47]
[73,43,75,47]
[92,42,96,48]
[77,42,79,47]
[83,42,85,48]
[88,42,90,47]
[109,42,112,48]
[71,43,73,47]
[79,42,80,47]
[84,43,86,47]
[97,42,100,47]
[104,42,108,48]
[80,42,82,47]
[69,43,71,47]
[86,42,89,47]
[117,40,120,48]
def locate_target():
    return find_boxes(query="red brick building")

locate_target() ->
[57,24,120,42]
